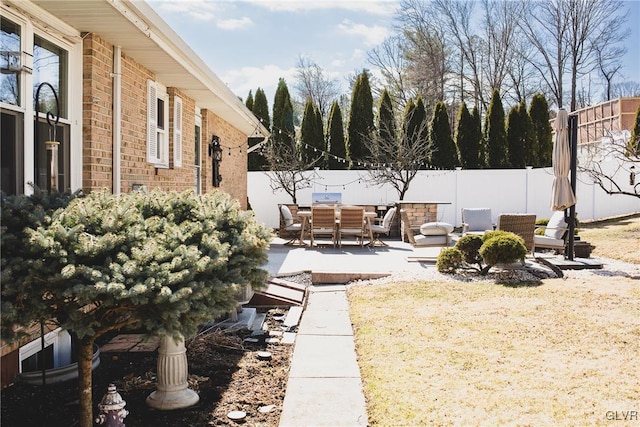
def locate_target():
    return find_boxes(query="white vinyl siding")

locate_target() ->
[173,96,182,167]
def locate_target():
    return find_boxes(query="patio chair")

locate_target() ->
[337,206,366,247]
[278,204,303,246]
[461,208,493,235]
[368,207,397,247]
[534,211,569,254]
[310,205,337,247]
[496,213,537,255]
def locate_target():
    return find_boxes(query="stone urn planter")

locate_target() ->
[146,334,199,410]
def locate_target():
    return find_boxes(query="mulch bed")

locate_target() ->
[1,308,294,427]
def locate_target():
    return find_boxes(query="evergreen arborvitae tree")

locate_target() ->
[253,88,270,130]
[519,101,535,167]
[314,104,326,168]
[245,90,254,111]
[529,93,553,167]
[327,101,347,170]
[506,104,525,168]
[248,87,270,171]
[471,105,483,168]
[347,71,374,169]
[455,101,479,169]
[300,98,325,168]
[404,97,428,169]
[627,103,640,155]
[272,78,295,145]
[484,89,508,168]
[1,189,271,427]
[402,98,416,168]
[429,101,458,169]
[378,89,396,147]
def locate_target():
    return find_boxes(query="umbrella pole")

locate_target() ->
[567,114,579,260]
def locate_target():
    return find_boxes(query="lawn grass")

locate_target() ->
[348,214,639,426]
[579,213,640,264]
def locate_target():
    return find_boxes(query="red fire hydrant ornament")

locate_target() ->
[95,384,128,427]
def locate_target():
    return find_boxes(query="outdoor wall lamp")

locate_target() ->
[209,135,223,187]
[630,165,636,186]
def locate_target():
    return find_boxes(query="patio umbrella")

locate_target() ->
[551,109,576,211]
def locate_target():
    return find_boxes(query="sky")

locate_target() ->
[148,0,640,107]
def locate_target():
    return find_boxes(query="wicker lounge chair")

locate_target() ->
[496,213,537,255]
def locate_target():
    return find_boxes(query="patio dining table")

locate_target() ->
[297,209,378,247]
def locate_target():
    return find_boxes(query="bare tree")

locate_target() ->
[403,25,450,105]
[479,0,524,97]
[367,35,417,109]
[578,130,639,199]
[596,45,624,102]
[611,81,640,98]
[365,109,432,200]
[520,0,628,111]
[293,56,341,121]
[397,0,529,111]
[263,131,323,204]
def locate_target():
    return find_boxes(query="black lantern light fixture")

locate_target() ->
[208,135,223,187]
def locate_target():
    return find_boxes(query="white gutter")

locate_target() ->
[112,46,122,194]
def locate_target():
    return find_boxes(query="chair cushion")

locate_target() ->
[534,234,565,248]
[414,234,449,246]
[463,208,492,231]
[382,207,396,228]
[280,205,294,226]
[420,222,454,235]
[545,211,566,239]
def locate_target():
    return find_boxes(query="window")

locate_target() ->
[1,16,24,195]
[147,80,169,167]
[194,111,202,194]
[19,328,72,373]
[1,15,72,195]
[1,16,22,106]
[173,96,182,167]
[1,110,24,195]
[33,34,70,191]
[34,35,68,118]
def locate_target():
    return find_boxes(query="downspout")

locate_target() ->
[112,46,122,194]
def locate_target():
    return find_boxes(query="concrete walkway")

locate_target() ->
[278,284,368,426]
[268,239,444,427]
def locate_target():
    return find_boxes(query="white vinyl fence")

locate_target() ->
[248,161,640,230]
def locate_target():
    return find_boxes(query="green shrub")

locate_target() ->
[436,247,463,274]
[479,231,527,274]
[454,234,483,266]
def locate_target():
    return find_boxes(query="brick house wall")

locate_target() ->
[202,111,249,209]
[82,34,249,207]
[1,2,257,390]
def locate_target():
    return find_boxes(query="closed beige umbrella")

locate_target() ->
[551,109,576,211]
